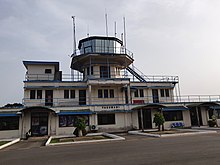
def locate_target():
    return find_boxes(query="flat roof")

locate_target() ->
[23,61,59,70]
[78,36,123,49]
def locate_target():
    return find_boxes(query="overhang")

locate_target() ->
[132,103,167,110]
[162,106,188,111]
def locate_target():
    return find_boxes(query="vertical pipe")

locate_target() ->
[140,109,144,132]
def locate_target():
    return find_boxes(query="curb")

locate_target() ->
[128,129,217,138]
[0,138,20,150]
[46,133,125,146]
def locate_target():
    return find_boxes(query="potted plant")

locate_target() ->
[208,115,217,127]
[74,118,87,137]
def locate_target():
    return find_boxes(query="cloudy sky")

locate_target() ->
[1,0,220,106]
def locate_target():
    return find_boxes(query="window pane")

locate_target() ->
[30,90,35,99]
[134,90,138,97]
[104,89,108,98]
[110,89,114,98]
[98,114,115,125]
[64,90,69,99]
[163,111,183,121]
[37,90,42,99]
[45,69,52,74]
[165,89,169,97]
[0,117,19,130]
[98,89,103,98]
[139,89,144,97]
[160,89,165,97]
[70,90,75,98]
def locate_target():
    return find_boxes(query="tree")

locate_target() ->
[153,112,165,131]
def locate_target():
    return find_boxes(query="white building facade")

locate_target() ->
[1,36,220,139]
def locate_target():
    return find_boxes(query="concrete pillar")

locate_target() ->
[127,84,131,104]
[88,84,92,105]
[196,106,200,127]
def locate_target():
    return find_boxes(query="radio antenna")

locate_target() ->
[114,21,117,37]
[123,16,127,54]
[71,16,76,56]
[105,12,108,37]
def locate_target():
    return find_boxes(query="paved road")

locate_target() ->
[1,133,220,165]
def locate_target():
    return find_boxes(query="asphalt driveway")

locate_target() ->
[1,133,220,165]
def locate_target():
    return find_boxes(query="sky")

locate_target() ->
[1,0,220,106]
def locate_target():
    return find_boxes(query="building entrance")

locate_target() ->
[31,112,48,136]
[138,110,152,129]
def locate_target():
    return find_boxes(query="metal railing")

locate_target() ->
[22,95,220,107]
[24,71,178,83]
[72,46,134,58]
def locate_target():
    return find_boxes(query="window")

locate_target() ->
[30,90,35,99]
[134,90,138,97]
[134,89,144,97]
[0,117,19,130]
[59,115,89,127]
[165,89,170,97]
[163,111,183,121]
[64,90,75,99]
[70,90,75,99]
[98,89,114,98]
[100,66,110,78]
[64,90,69,99]
[104,89,108,98]
[87,66,93,75]
[37,90,42,99]
[45,69,52,74]
[160,89,165,97]
[98,114,115,125]
[139,89,144,97]
[98,89,103,98]
[110,89,114,98]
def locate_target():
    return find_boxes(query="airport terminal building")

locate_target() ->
[1,35,220,139]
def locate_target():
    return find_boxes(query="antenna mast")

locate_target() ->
[105,12,108,37]
[114,21,117,37]
[123,16,127,54]
[71,16,76,56]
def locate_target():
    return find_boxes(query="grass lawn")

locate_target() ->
[0,141,9,146]
[50,135,112,144]
[144,129,194,135]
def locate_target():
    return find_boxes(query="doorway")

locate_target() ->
[152,89,159,103]
[138,110,152,129]
[79,90,86,105]
[45,90,53,106]
[190,107,203,126]
[31,112,48,136]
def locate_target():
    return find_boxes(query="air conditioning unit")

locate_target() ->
[90,125,98,131]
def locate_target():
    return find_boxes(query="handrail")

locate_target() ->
[24,72,179,83]
[22,95,220,107]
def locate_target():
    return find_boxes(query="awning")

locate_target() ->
[0,112,19,117]
[58,110,93,115]
[162,106,188,111]
[132,103,167,110]
[187,102,220,107]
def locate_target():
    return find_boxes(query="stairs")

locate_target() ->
[126,66,147,83]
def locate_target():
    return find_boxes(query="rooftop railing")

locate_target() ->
[72,46,134,58]
[24,72,178,83]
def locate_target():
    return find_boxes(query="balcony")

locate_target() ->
[24,71,178,83]
[22,95,220,108]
